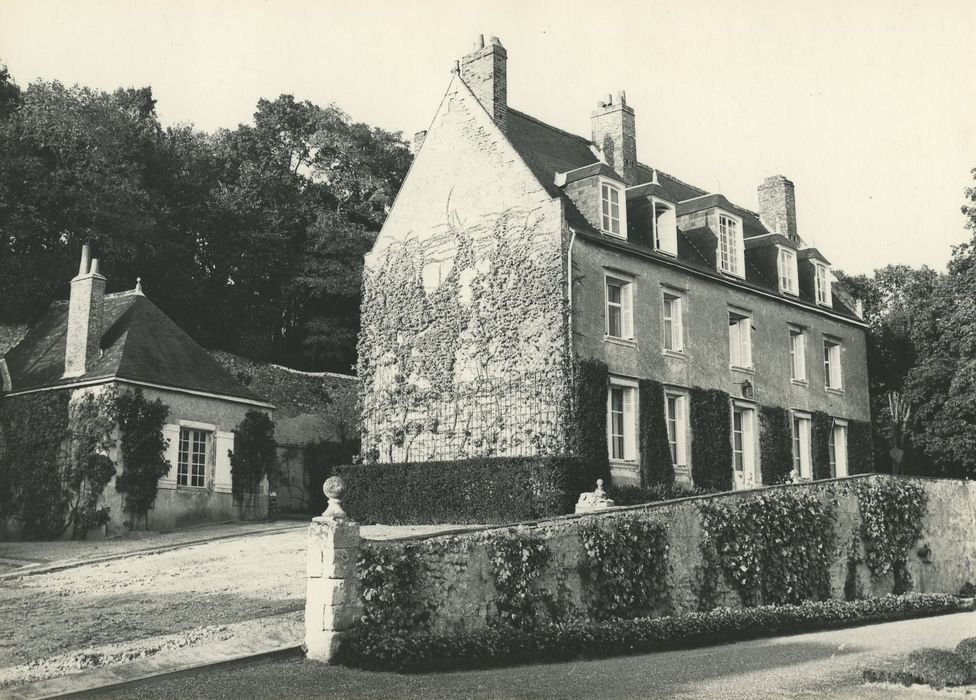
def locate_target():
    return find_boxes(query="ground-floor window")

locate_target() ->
[829,419,849,477]
[791,412,812,479]
[178,427,209,487]
[732,403,757,487]
[607,379,637,462]
[665,391,688,467]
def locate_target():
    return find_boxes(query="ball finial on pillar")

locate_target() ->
[322,476,347,519]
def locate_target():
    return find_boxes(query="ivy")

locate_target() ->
[570,358,610,482]
[487,533,553,629]
[65,391,117,538]
[699,489,837,606]
[638,379,674,487]
[855,479,927,593]
[113,389,171,525]
[848,420,875,474]
[357,544,430,636]
[230,410,277,507]
[759,405,793,486]
[689,387,732,491]
[811,411,833,480]
[578,515,671,620]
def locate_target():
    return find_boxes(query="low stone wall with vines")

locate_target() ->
[342,475,975,639]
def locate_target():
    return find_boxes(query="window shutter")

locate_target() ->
[622,283,634,339]
[623,388,635,460]
[728,320,737,366]
[743,321,753,367]
[214,431,235,494]
[674,298,684,349]
[159,424,180,489]
[735,227,745,277]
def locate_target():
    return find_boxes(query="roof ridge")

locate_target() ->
[508,108,593,146]
[640,164,709,197]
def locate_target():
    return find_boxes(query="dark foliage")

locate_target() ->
[335,456,600,524]
[605,482,706,506]
[113,389,171,523]
[811,411,833,480]
[230,411,277,503]
[689,387,732,491]
[302,439,360,514]
[570,359,610,483]
[758,405,792,485]
[637,379,674,487]
[848,420,876,474]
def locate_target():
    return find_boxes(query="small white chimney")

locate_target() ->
[63,244,106,378]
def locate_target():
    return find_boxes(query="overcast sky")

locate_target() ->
[1,0,973,274]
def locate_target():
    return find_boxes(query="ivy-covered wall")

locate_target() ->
[759,405,793,485]
[358,74,571,463]
[689,387,733,491]
[638,378,674,487]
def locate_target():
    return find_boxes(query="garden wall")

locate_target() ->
[305,474,976,653]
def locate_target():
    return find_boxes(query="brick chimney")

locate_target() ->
[591,91,637,186]
[413,130,427,154]
[63,244,106,378]
[758,175,798,242]
[459,34,507,133]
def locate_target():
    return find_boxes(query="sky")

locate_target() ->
[1,0,973,274]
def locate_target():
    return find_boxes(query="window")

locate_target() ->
[665,392,688,466]
[824,339,842,390]
[728,312,752,369]
[778,247,798,295]
[662,292,684,352]
[732,404,757,486]
[605,276,634,340]
[830,420,849,477]
[652,199,677,255]
[791,412,812,479]
[815,262,832,306]
[607,381,637,461]
[177,427,209,487]
[789,328,806,382]
[718,212,744,277]
[601,181,623,237]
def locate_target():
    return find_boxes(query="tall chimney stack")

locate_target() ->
[758,175,798,242]
[591,91,637,186]
[459,34,507,133]
[63,244,106,378]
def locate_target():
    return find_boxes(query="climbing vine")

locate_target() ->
[855,479,927,593]
[230,410,277,507]
[759,405,793,486]
[65,391,117,538]
[487,533,553,629]
[699,489,837,606]
[570,358,610,482]
[690,387,732,491]
[812,411,833,480]
[113,389,170,526]
[638,379,674,487]
[357,544,431,636]
[577,515,671,620]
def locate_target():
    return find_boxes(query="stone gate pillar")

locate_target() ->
[304,476,362,663]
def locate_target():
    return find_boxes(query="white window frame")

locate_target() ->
[605,274,634,341]
[651,196,677,255]
[830,419,849,477]
[777,246,799,295]
[665,391,689,467]
[607,377,638,463]
[789,326,807,383]
[728,310,753,370]
[717,210,745,278]
[177,426,211,488]
[814,262,832,307]
[731,402,757,488]
[791,411,813,480]
[662,290,684,353]
[824,338,843,391]
[600,178,626,239]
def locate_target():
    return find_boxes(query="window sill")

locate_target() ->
[175,484,209,491]
[730,365,755,374]
[609,459,638,470]
[602,230,626,240]
[604,335,637,348]
[718,269,746,281]
[662,349,686,360]
[791,378,809,387]
[826,387,845,395]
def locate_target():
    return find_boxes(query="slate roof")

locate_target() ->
[2,291,269,404]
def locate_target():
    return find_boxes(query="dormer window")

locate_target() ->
[717,211,745,278]
[652,198,677,255]
[777,246,798,295]
[814,262,832,306]
[600,180,625,238]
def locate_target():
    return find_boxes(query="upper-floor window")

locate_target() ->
[601,181,624,238]
[662,292,684,352]
[789,327,806,382]
[608,379,637,462]
[178,427,209,487]
[605,275,634,340]
[718,212,744,277]
[728,311,752,369]
[652,199,678,255]
[778,247,798,295]
[824,339,843,390]
[792,412,812,479]
[815,262,832,306]
[665,392,688,466]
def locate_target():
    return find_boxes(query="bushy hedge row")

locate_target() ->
[334,456,601,524]
[335,594,967,672]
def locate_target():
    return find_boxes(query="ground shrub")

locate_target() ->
[861,668,918,687]
[955,637,976,666]
[605,482,705,506]
[902,648,974,688]
[335,455,599,524]
[334,594,966,673]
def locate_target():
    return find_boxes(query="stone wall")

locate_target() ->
[304,475,976,658]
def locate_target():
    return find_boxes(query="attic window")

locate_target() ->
[717,211,745,278]
[777,246,798,295]
[600,180,625,238]
[814,262,832,306]
[652,199,677,255]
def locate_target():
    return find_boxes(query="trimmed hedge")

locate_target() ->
[571,359,610,484]
[848,420,875,474]
[638,379,674,487]
[759,405,792,486]
[334,594,968,673]
[334,456,600,524]
[812,411,833,480]
[690,387,732,491]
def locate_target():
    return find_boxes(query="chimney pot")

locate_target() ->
[605,93,613,106]
[90,258,100,275]
[592,91,638,185]
[64,246,107,378]
[78,244,91,276]
[476,33,485,49]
